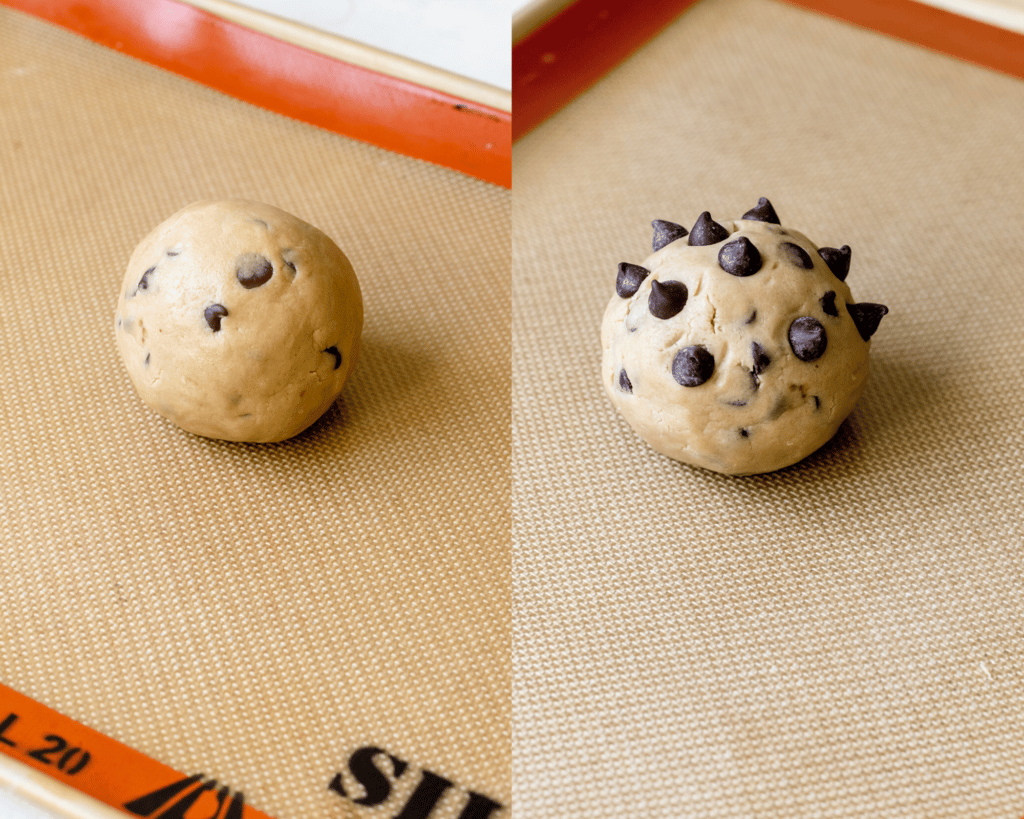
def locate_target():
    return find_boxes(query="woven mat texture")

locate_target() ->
[0,7,509,818]
[512,0,1024,817]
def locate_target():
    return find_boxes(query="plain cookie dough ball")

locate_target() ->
[115,200,363,442]
[601,198,887,475]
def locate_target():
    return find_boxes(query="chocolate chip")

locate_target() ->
[324,346,342,369]
[649,280,688,319]
[166,250,180,257]
[688,212,729,246]
[813,396,821,410]
[616,263,650,298]
[789,316,828,361]
[847,302,888,341]
[819,245,851,281]
[135,266,155,294]
[718,237,762,277]
[144,353,150,366]
[672,345,715,387]
[820,291,838,317]
[780,242,813,269]
[751,341,771,375]
[236,253,274,289]
[618,369,633,393]
[745,310,757,325]
[739,428,750,437]
[651,219,688,252]
[204,304,229,332]
[742,197,780,224]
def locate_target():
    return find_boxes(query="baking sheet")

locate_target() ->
[0,7,509,818]
[512,0,1024,816]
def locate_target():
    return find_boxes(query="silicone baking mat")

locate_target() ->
[0,5,509,818]
[512,0,1024,816]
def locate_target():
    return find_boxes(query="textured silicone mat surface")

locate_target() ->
[0,7,509,819]
[512,0,1024,817]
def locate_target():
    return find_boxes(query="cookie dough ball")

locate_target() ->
[601,198,887,475]
[115,200,362,442]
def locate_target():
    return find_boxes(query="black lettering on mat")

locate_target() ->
[328,744,504,819]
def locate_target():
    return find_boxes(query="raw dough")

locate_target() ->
[115,200,363,442]
[601,199,887,475]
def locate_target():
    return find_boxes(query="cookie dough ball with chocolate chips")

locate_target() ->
[115,200,362,442]
[601,198,888,475]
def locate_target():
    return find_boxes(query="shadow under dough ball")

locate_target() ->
[114,199,363,442]
[601,198,888,475]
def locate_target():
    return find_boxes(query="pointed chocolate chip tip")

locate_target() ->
[718,236,762,277]
[616,262,650,298]
[819,245,852,281]
[648,279,688,320]
[689,212,729,246]
[847,302,888,341]
[741,197,780,224]
[651,219,688,252]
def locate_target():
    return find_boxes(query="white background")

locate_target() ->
[242,0,516,89]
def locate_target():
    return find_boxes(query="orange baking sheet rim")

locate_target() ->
[1,682,275,818]
[513,0,1024,140]
[0,0,511,188]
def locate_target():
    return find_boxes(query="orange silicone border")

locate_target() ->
[512,0,699,141]
[513,0,1024,140]
[0,0,511,188]
[1,682,276,818]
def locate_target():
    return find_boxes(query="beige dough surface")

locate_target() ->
[601,201,886,475]
[115,200,363,442]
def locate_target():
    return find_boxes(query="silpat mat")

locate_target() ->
[0,6,509,819]
[512,0,1024,816]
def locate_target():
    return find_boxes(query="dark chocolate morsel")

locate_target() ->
[818,245,851,281]
[688,212,729,246]
[671,345,715,387]
[166,249,180,257]
[814,396,821,410]
[648,280,688,319]
[324,345,342,370]
[780,242,813,269]
[651,219,688,252]
[847,302,888,341]
[718,237,762,277]
[741,197,780,224]
[751,341,771,375]
[236,253,274,289]
[144,353,150,366]
[745,310,757,325]
[136,266,156,293]
[820,291,839,317]
[204,304,229,332]
[618,369,633,393]
[616,263,650,298]
[789,316,828,361]
[739,428,750,438]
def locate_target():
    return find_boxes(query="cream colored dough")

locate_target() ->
[601,201,886,475]
[115,200,363,442]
